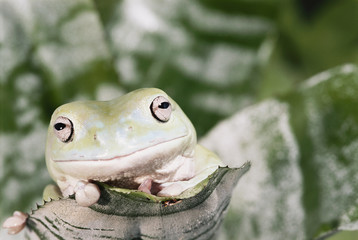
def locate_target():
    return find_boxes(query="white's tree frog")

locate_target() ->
[46,88,223,206]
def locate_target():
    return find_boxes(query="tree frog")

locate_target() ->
[46,88,223,207]
[3,88,223,235]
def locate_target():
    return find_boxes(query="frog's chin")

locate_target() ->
[50,134,196,182]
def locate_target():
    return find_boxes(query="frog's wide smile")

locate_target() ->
[53,134,188,162]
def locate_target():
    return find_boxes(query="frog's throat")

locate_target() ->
[52,134,191,162]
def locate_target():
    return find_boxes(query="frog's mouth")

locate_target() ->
[53,134,189,163]
[51,133,195,190]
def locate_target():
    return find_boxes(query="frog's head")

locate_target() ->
[45,88,196,183]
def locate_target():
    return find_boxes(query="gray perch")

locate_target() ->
[24,164,250,240]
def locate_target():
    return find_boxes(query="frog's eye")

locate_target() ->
[150,96,172,122]
[53,116,74,143]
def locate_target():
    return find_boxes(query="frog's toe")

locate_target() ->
[138,179,153,194]
[157,183,184,197]
[75,182,100,207]
[2,211,28,235]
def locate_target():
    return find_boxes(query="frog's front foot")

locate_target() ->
[157,182,185,197]
[2,211,28,235]
[74,181,100,207]
[138,179,153,194]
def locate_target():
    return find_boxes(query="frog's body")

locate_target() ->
[46,88,223,207]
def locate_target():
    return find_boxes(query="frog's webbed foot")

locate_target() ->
[138,179,188,197]
[138,179,163,195]
[2,211,28,235]
[157,182,185,197]
[157,164,221,197]
[74,181,100,207]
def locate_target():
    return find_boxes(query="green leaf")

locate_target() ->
[201,64,358,239]
[24,164,249,239]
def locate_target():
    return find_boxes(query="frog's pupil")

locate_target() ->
[159,102,170,109]
[54,123,66,131]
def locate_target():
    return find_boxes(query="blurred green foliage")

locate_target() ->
[1,0,358,239]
